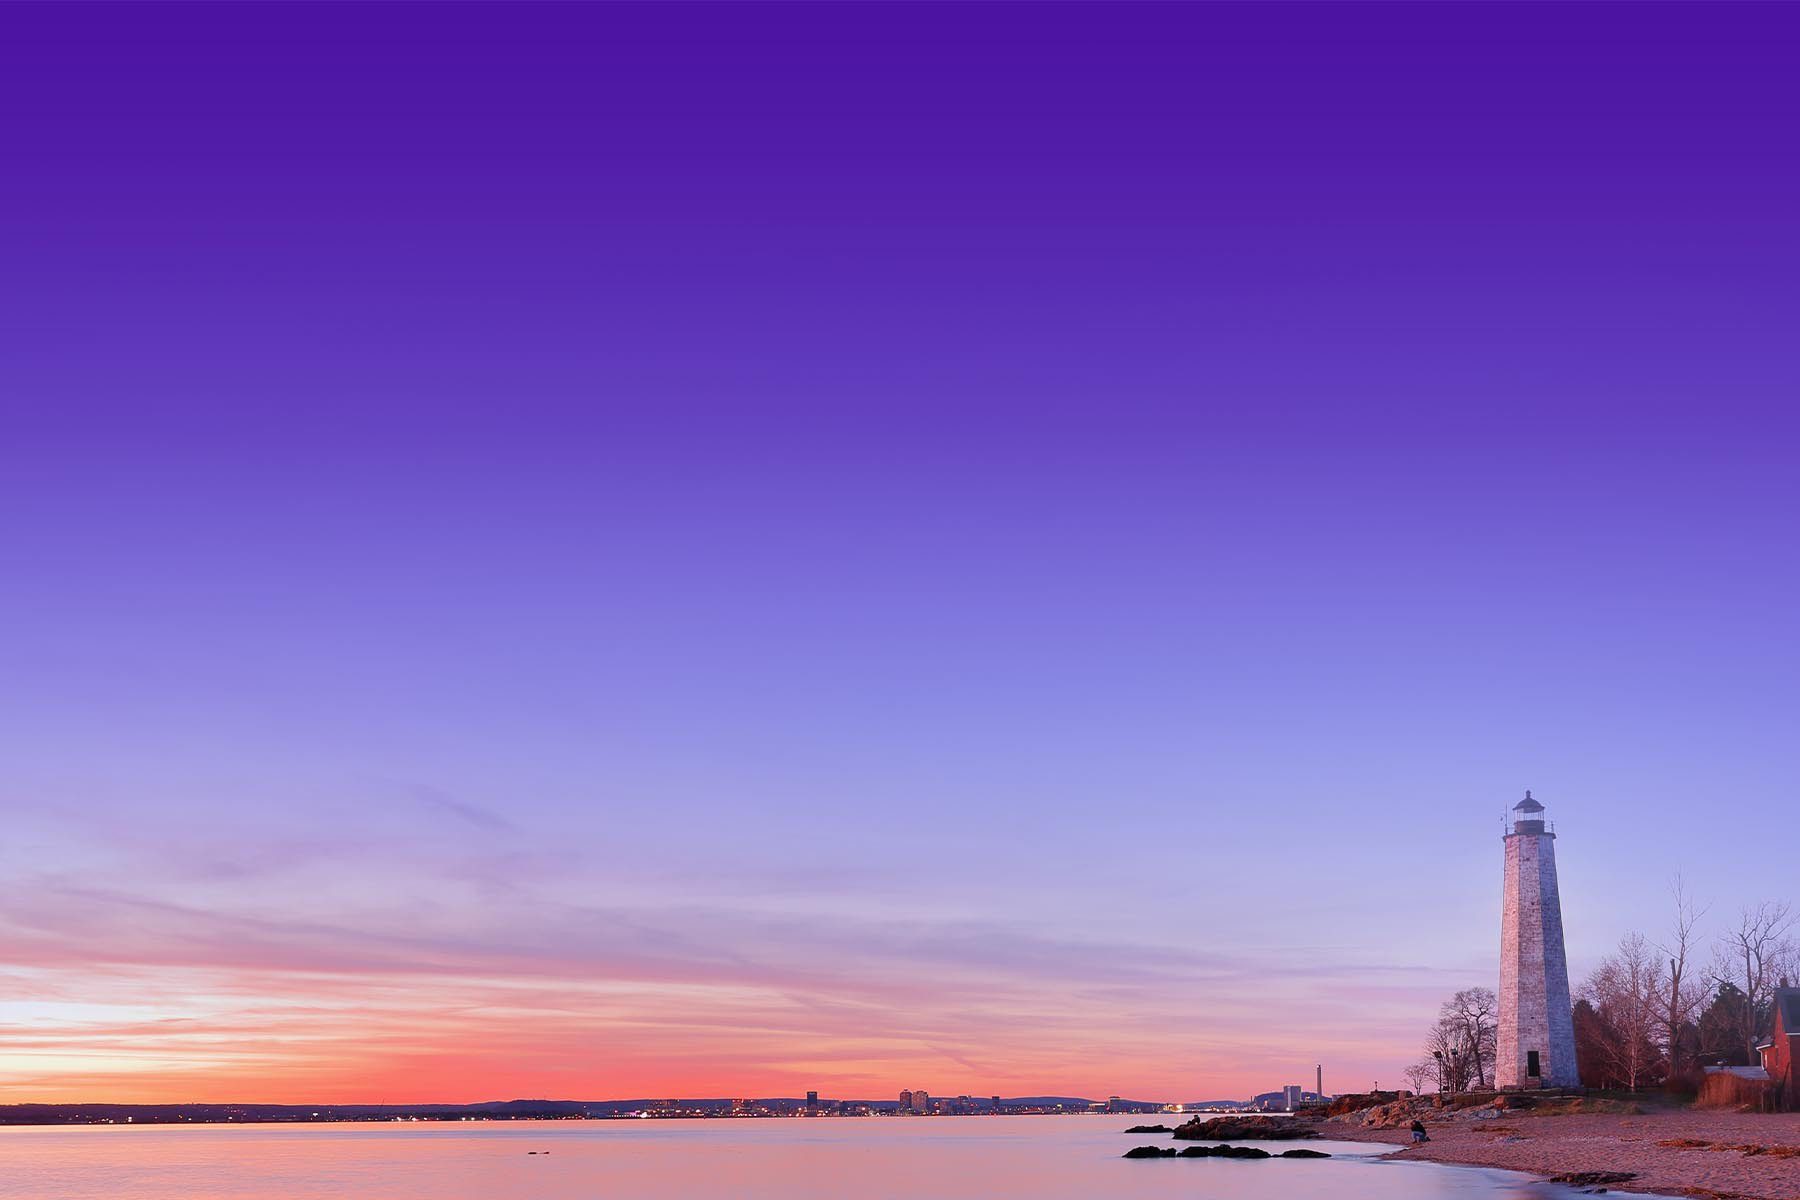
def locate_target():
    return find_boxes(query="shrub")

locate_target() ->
[1694,1073,1773,1111]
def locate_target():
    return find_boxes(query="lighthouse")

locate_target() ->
[1496,791,1579,1089]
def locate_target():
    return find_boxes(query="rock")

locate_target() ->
[1546,1171,1637,1186]
[1357,1100,1425,1129]
[1129,1139,1314,1162]
[1173,1115,1320,1141]
[1324,1091,1402,1118]
[1123,1124,1172,1134]
[1214,1145,1273,1159]
[1177,1144,1272,1159]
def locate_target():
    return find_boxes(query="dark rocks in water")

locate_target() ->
[1547,1171,1637,1186]
[1178,1144,1272,1159]
[1221,1146,1272,1159]
[1173,1115,1320,1141]
[1123,1124,1172,1134]
[1128,1141,1327,1162]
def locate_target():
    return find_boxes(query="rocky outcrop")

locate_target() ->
[1123,1124,1172,1133]
[1325,1091,1403,1117]
[1354,1100,1428,1129]
[1124,1142,1323,1161]
[1173,1115,1320,1141]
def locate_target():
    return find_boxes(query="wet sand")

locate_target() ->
[1335,1109,1800,1200]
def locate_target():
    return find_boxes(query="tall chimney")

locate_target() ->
[1316,1064,1322,1098]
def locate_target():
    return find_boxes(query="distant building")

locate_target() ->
[806,1091,819,1114]
[1756,986,1800,1109]
[991,1095,1002,1114]
[910,1090,931,1114]
[1282,1085,1302,1110]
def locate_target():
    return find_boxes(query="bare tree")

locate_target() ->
[1711,901,1797,1063]
[1583,932,1666,1090]
[1411,988,1497,1095]
[1441,987,1498,1089]
[1654,875,1708,1075]
[1402,1060,1434,1096]
[1423,1012,1479,1091]
[1772,937,1800,994]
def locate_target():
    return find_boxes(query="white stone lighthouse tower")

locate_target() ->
[1497,791,1579,1089]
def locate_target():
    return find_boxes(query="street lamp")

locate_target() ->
[1432,1050,1444,1095]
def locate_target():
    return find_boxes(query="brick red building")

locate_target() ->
[1755,987,1800,1108]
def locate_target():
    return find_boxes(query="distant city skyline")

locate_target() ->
[4,4,1798,1104]
[0,1086,1328,1126]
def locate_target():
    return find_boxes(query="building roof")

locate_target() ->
[1513,791,1545,813]
[1707,1065,1771,1081]
[1773,988,1800,1035]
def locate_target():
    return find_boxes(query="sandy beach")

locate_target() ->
[1334,1109,1800,1200]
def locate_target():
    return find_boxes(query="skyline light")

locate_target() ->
[3,4,1798,1103]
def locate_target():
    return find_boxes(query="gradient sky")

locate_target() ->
[3,3,1798,1104]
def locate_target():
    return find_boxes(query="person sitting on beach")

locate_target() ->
[1410,1119,1429,1144]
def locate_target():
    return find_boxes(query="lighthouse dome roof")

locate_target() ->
[1513,791,1545,813]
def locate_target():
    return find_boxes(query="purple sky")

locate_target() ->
[3,3,1798,1102]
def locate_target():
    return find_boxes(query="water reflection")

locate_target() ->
[0,1114,1653,1200]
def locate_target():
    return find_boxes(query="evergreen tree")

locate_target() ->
[1697,982,1752,1065]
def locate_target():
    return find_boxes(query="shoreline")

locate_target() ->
[1328,1109,1800,1200]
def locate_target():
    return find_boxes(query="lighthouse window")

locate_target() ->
[1527,1051,1541,1078]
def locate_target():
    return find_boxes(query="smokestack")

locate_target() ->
[1316,1064,1322,1098]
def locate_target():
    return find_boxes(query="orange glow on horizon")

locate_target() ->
[0,958,1434,1105]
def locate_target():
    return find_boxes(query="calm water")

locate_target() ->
[0,1115,1641,1200]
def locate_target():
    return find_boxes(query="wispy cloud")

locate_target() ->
[410,784,516,834]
